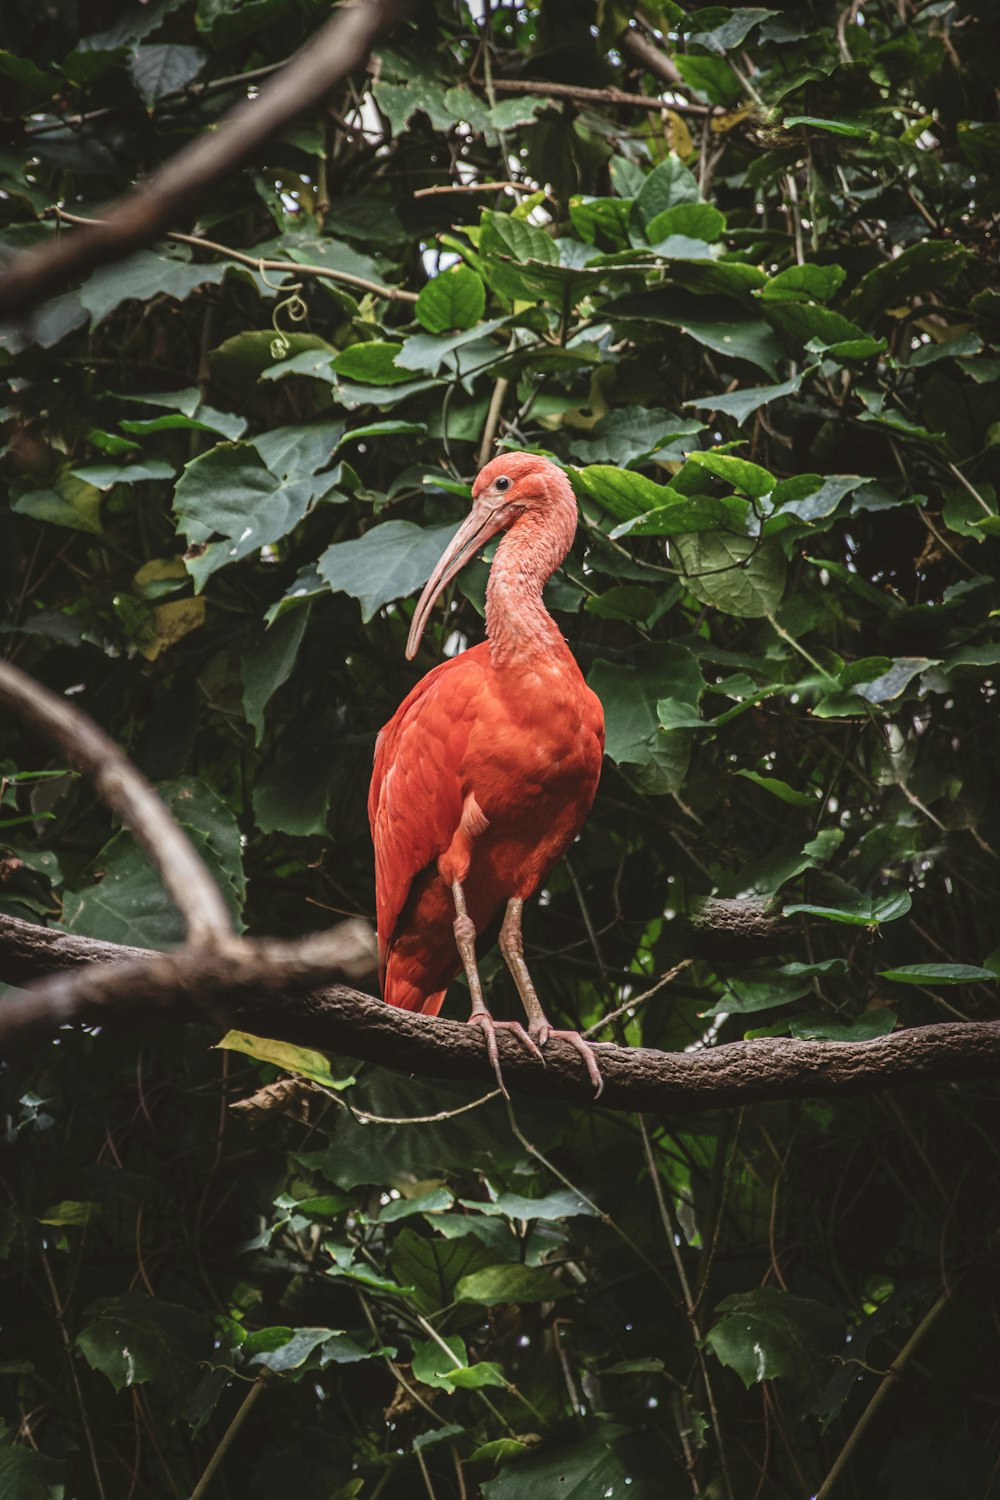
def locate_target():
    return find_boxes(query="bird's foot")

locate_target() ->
[467,1012,545,1098]
[530,1024,606,1100]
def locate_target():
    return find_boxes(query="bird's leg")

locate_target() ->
[499,897,605,1099]
[451,880,544,1092]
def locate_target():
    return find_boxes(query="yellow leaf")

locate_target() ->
[711,103,754,134]
[664,109,694,159]
[133,557,205,660]
[216,1029,355,1090]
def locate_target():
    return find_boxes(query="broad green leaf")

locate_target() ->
[590,645,703,767]
[789,1011,897,1042]
[783,114,875,138]
[332,341,411,385]
[12,473,103,535]
[37,1200,99,1226]
[645,202,726,244]
[374,1187,454,1223]
[772,473,865,522]
[216,1030,353,1089]
[673,53,744,105]
[76,1292,209,1397]
[759,264,845,303]
[685,450,775,499]
[851,657,940,703]
[845,240,970,325]
[566,407,704,467]
[735,770,818,806]
[78,250,229,325]
[692,8,777,53]
[245,1327,380,1373]
[130,43,205,103]
[456,1263,569,1304]
[707,1286,842,1390]
[878,964,997,986]
[71,459,175,488]
[784,890,912,927]
[411,1336,466,1389]
[673,533,786,618]
[685,371,805,423]
[482,1424,629,1498]
[415,265,486,333]
[606,289,782,375]
[392,1227,498,1313]
[317,520,458,622]
[460,1188,597,1220]
[585,585,656,621]
[0,1443,65,1500]
[701,973,811,1017]
[448,1362,508,1389]
[242,605,310,744]
[252,420,345,478]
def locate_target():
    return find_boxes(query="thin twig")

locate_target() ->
[815,1286,952,1499]
[188,1375,270,1500]
[484,75,713,117]
[52,209,419,304]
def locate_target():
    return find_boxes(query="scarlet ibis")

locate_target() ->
[368,452,606,1094]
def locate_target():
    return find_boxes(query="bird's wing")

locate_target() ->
[368,645,490,983]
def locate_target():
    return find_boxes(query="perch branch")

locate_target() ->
[2,914,999,1116]
[0,0,413,319]
[484,76,713,116]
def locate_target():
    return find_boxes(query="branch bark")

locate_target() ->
[3,913,998,1116]
[0,0,413,320]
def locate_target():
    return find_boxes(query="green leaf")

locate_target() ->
[129,43,205,104]
[673,532,787,618]
[78,250,229,325]
[459,1188,597,1221]
[392,1228,498,1313]
[317,520,458,622]
[735,770,818,806]
[37,1200,99,1226]
[76,1292,209,1397]
[448,1362,508,1389]
[784,889,912,927]
[456,1263,569,1305]
[482,1425,630,1498]
[0,1443,65,1500]
[584,585,656,621]
[759,264,846,303]
[878,964,997,986]
[565,407,704,467]
[645,202,726,244]
[216,1031,353,1089]
[684,450,775,499]
[685,371,805,423]
[589,645,703,768]
[845,240,970,326]
[851,657,940,703]
[332,341,412,385]
[70,459,175,488]
[242,606,310,744]
[692,8,777,53]
[673,53,744,107]
[411,1335,466,1389]
[701,973,811,1017]
[707,1286,842,1390]
[245,1327,379,1373]
[789,1011,897,1042]
[783,114,875,139]
[415,265,486,333]
[606,289,782,376]
[772,473,865,522]
[174,444,338,589]
[13,473,103,535]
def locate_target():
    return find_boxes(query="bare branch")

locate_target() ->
[0,0,413,320]
[0,659,232,947]
[485,76,713,116]
[2,914,998,1116]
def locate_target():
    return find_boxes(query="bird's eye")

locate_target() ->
[494,475,511,492]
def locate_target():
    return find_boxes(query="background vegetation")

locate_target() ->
[2,0,999,1495]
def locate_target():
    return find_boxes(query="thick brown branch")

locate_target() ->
[0,0,412,319]
[2,914,998,1116]
[0,659,232,946]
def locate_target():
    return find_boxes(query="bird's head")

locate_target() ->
[405,453,577,660]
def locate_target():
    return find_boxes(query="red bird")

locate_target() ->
[368,452,606,1093]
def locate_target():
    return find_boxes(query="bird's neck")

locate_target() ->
[485,504,577,669]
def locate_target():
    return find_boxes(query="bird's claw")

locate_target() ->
[530,1025,606,1100]
[467,1013,546,1098]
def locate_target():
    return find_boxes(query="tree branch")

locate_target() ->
[0,0,413,320]
[0,658,232,947]
[2,913,998,1116]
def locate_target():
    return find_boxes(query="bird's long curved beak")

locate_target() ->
[405,498,514,660]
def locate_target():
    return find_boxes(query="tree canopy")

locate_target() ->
[1,1,999,1496]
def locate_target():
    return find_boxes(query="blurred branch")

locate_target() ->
[2,912,999,1114]
[0,658,233,947]
[485,76,713,116]
[0,0,413,319]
